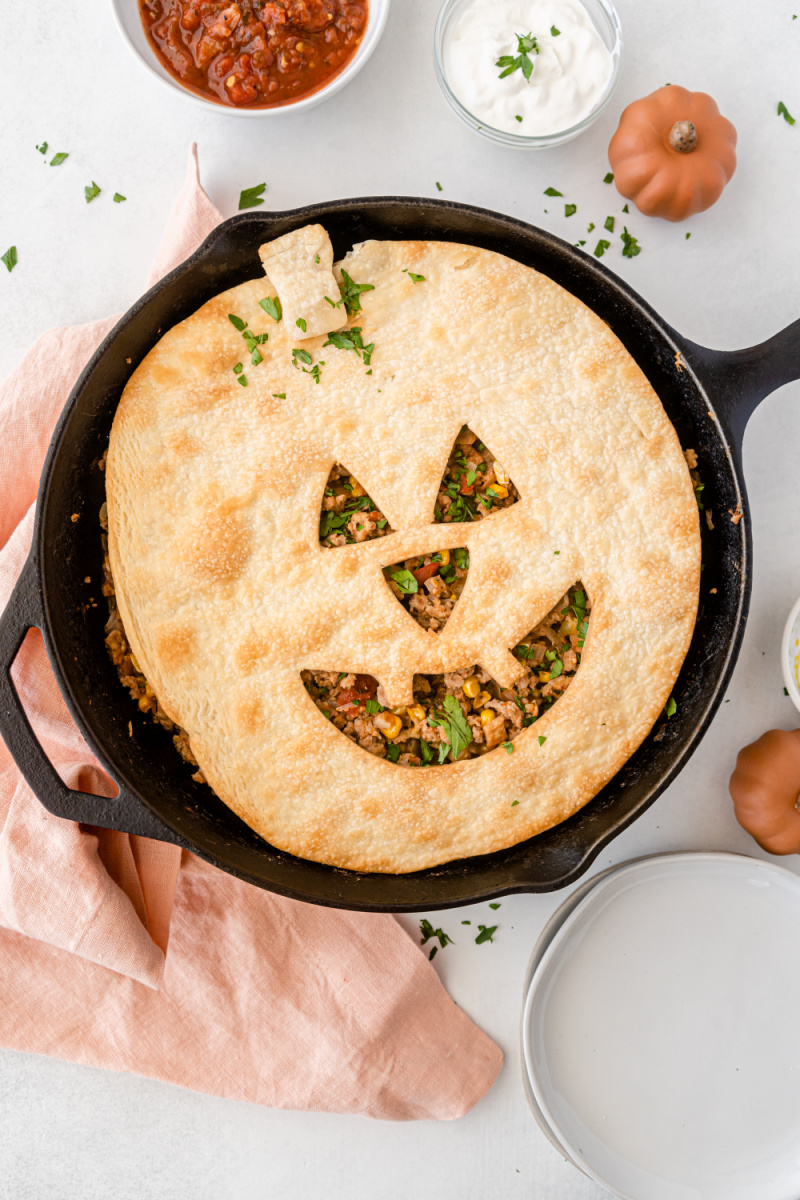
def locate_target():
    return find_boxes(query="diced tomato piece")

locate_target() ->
[412,562,440,586]
[459,473,474,495]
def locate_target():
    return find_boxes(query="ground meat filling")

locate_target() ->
[319,463,392,547]
[435,425,519,524]
[302,584,591,766]
[384,548,469,632]
[99,499,206,784]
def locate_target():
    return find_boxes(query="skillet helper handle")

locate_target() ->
[683,316,800,450]
[0,552,183,843]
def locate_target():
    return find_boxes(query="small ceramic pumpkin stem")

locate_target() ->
[670,120,697,153]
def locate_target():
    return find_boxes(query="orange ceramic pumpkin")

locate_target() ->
[608,86,737,222]
[730,729,800,855]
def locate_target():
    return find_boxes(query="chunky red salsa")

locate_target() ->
[140,0,368,108]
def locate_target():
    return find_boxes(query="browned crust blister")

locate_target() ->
[106,228,701,873]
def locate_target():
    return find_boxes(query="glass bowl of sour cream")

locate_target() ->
[434,0,622,147]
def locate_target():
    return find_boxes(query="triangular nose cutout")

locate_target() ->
[383,547,470,633]
[434,425,520,524]
[319,463,393,547]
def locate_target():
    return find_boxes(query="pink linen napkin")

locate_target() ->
[0,147,502,1119]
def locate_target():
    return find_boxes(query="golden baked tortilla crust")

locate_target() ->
[107,230,700,872]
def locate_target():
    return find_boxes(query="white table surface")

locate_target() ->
[2,1,800,1196]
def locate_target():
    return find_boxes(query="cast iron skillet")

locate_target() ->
[0,198,798,912]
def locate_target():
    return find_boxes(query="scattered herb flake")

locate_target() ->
[686,231,691,240]
[462,920,471,925]
[550,24,560,35]
[113,192,126,203]
[272,392,286,398]
[587,222,595,232]
[489,902,501,910]
[292,347,313,366]
[233,362,243,374]
[496,31,539,81]
[665,696,677,718]
[259,296,282,322]
[503,741,514,753]
[404,269,425,283]
[778,101,796,125]
[420,919,453,950]
[621,226,641,258]
[565,203,577,217]
[339,269,374,318]
[544,186,563,196]
[36,141,48,155]
[511,799,519,805]
[436,181,443,191]
[475,924,497,944]
[604,215,615,232]
[1,246,17,273]
[238,374,248,386]
[391,568,418,595]
[603,171,614,183]
[50,152,69,167]
[84,181,101,203]
[515,115,523,123]
[622,203,629,213]
[315,254,320,263]
[239,182,266,209]
[296,317,307,332]
[594,239,611,258]
[538,735,547,746]
[228,313,247,332]
[440,694,473,761]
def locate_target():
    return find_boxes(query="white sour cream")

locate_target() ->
[444,0,614,137]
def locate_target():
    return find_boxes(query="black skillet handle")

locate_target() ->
[0,552,184,844]
[681,317,800,453]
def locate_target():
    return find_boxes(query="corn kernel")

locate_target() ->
[488,483,508,499]
[480,708,496,726]
[407,705,426,724]
[138,696,152,712]
[475,690,492,710]
[493,462,510,486]
[348,476,364,496]
[374,712,403,740]
[538,671,550,683]
[130,652,142,674]
[462,676,481,699]
[438,549,450,566]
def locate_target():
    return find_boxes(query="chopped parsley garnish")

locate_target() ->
[113,192,126,203]
[436,181,443,190]
[238,374,248,386]
[259,296,282,321]
[503,742,514,753]
[587,222,595,232]
[436,695,473,761]
[604,215,615,232]
[324,326,375,364]
[550,24,560,35]
[603,171,614,183]
[296,317,307,332]
[315,254,320,263]
[233,362,243,374]
[339,269,374,318]
[511,800,519,806]
[622,203,629,213]
[365,699,384,714]
[36,142,48,155]
[564,203,577,217]
[228,313,247,331]
[239,182,266,209]
[686,232,691,240]
[496,32,539,81]
[403,269,425,283]
[386,743,401,763]
[489,902,501,910]
[50,152,69,167]
[292,348,312,365]
[515,115,523,123]
[390,568,418,594]
[621,227,641,258]
[544,186,563,196]
[84,181,101,203]
[665,696,677,718]
[594,239,611,258]
[475,924,497,944]
[2,246,17,273]
[272,392,286,398]
[420,919,453,951]
[778,101,796,125]
[452,547,470,569]
[538,735,547,746]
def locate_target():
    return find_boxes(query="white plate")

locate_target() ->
[523,852,800,1200]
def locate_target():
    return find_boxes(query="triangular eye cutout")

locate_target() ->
[434,426,520,524]
[319,464,393,547]
[384,547,469,632]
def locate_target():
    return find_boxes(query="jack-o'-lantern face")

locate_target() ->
[108,225,699,872]
[304,425,589,767]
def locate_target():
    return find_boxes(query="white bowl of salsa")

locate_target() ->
[111,0,391,115]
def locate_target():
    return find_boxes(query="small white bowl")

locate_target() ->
[111,0,391,117]
[434,0,622,148]
[782,594,800,714]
